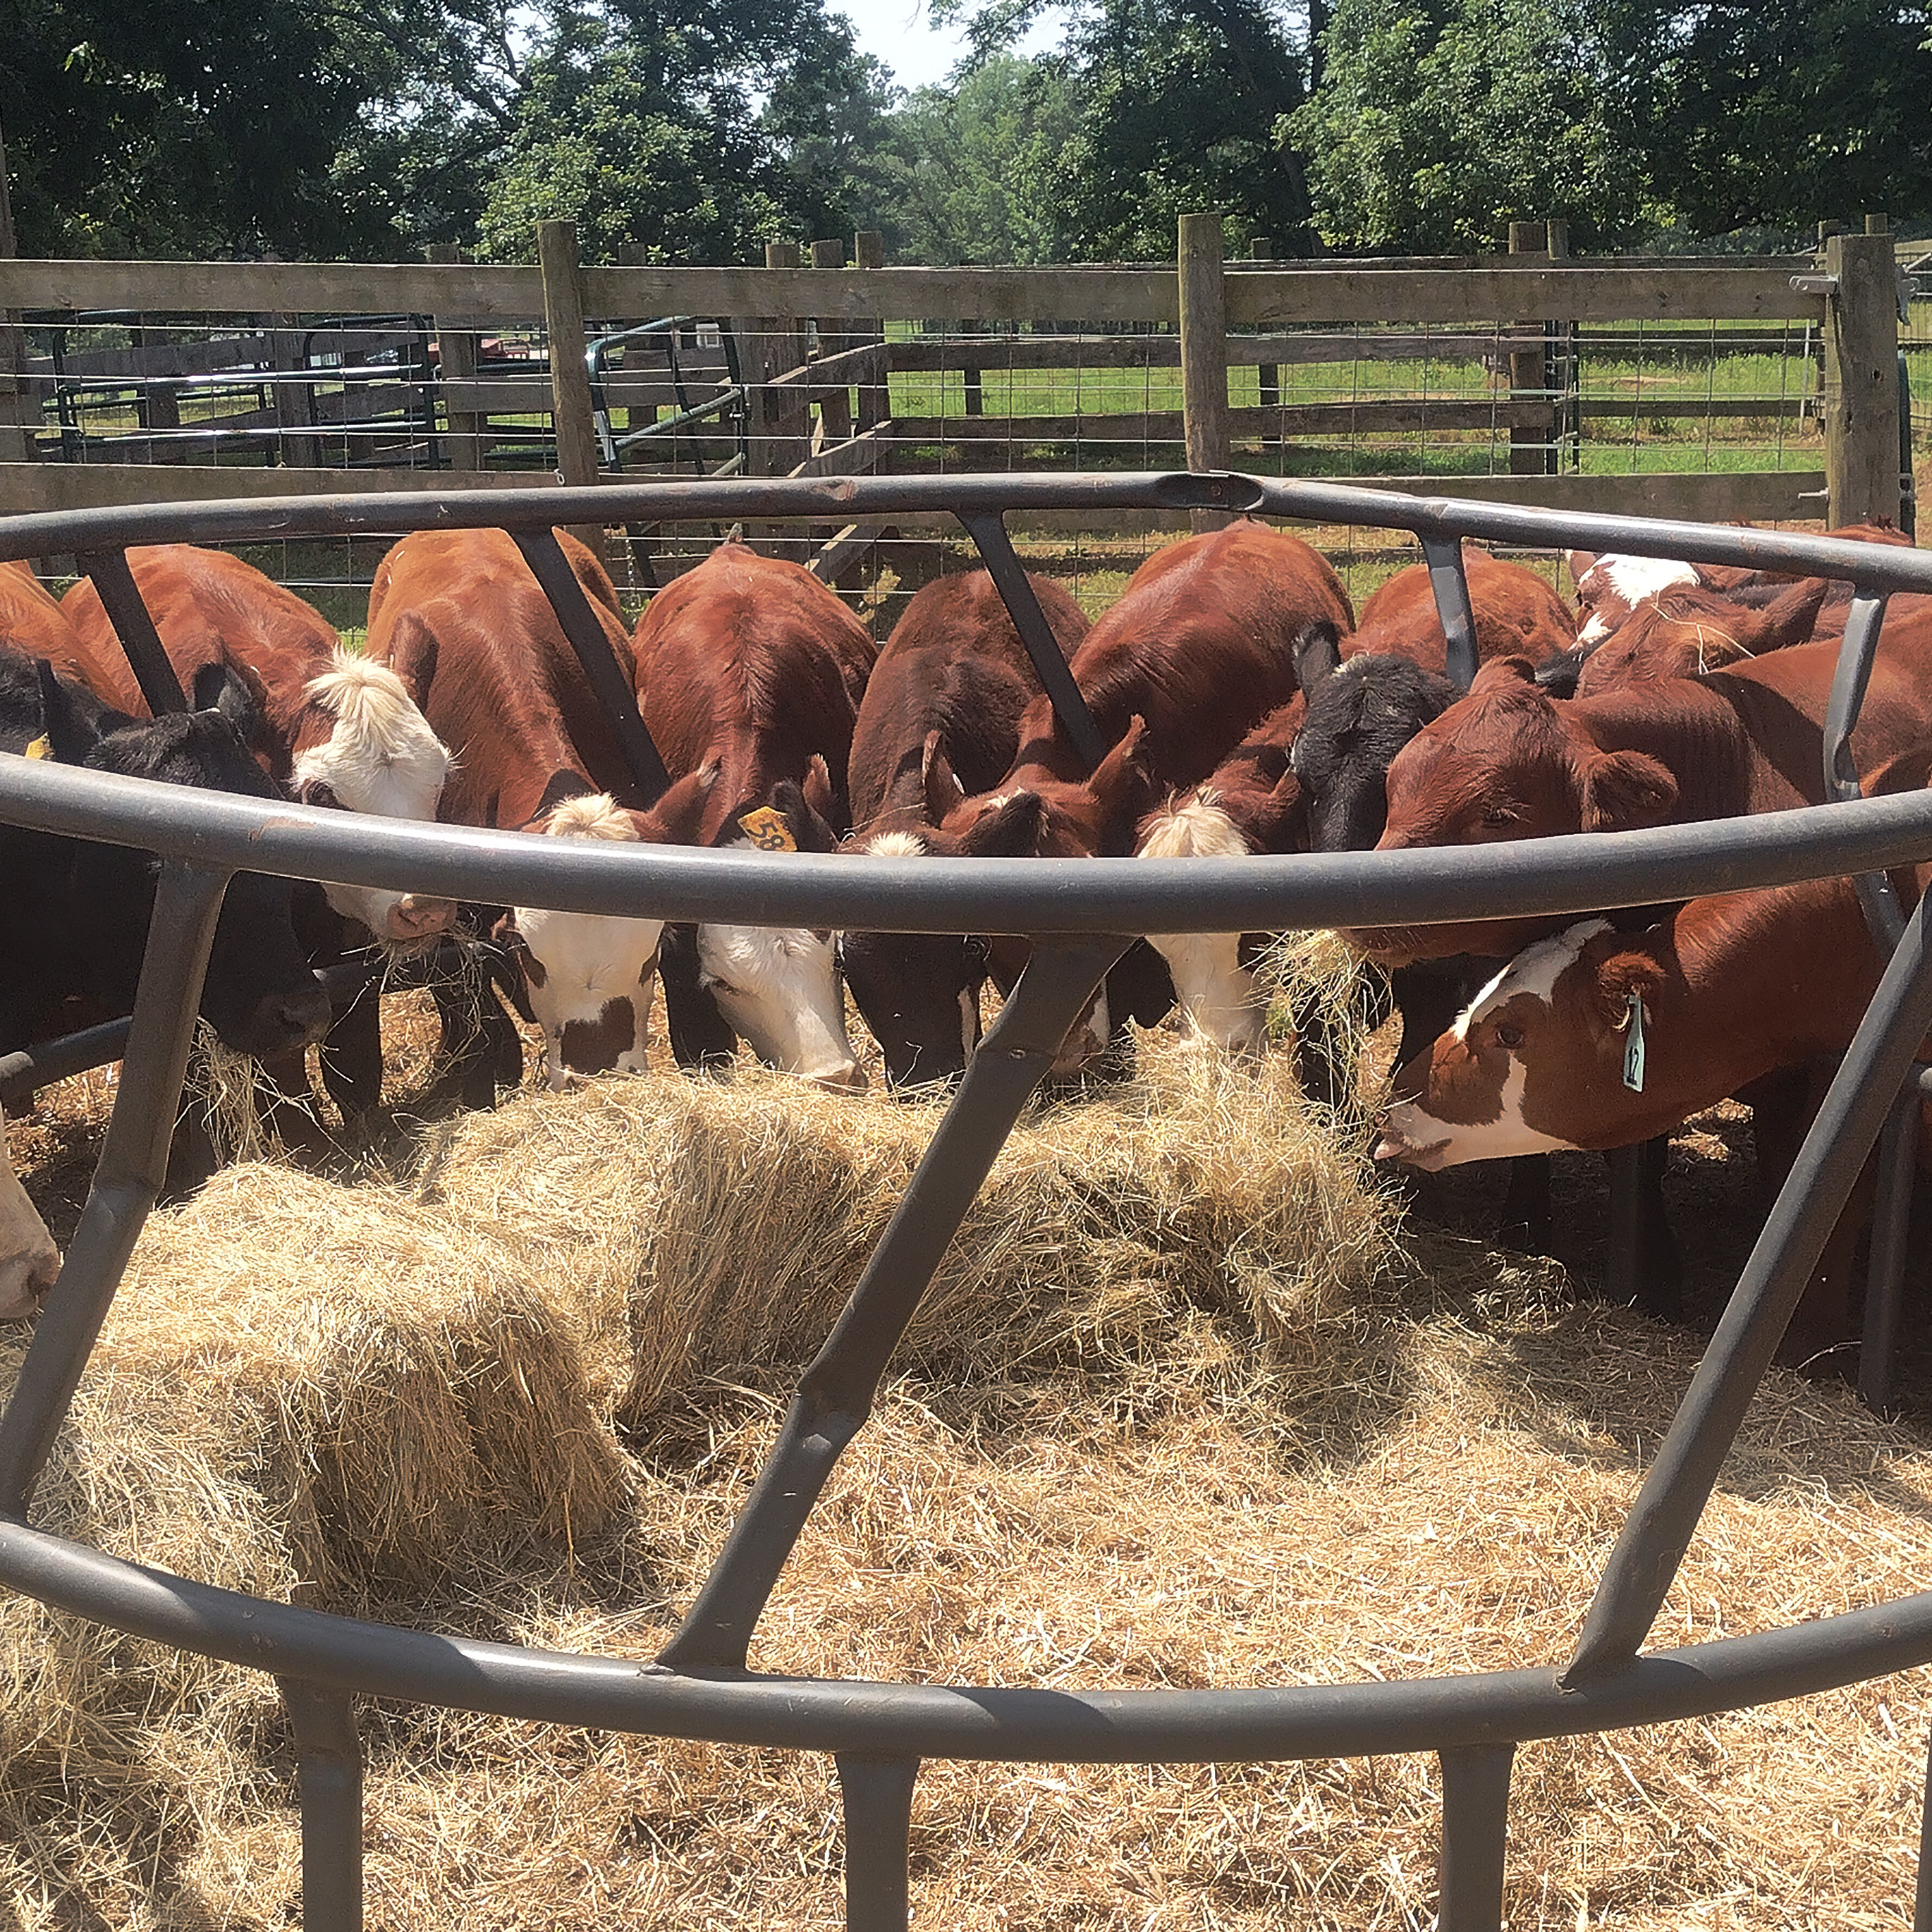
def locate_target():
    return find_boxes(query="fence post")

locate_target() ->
[854,229,888,436]
[762,240,809,479]
[1251,237,1280,411]
[1508,220,1551,477]
[535,219,609,563]
[810,238,853,447]
[1824,224,1902,528]
[428,244,482,474]
[1179,211,1231,532]
[0,117,33,464]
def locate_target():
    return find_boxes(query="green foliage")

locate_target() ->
[890,57,1080,264]
[1283,0,1646,254]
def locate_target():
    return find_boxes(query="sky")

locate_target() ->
[833,0,1067,91]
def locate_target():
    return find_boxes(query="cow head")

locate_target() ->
[1571,552,1698,645]
[72,664,333,1059]
[497,767,719,1088]
[0,1106,59,1320]
[1574,577,1828,697]
[1290,648,1456,855]
[696,772,866,1090]
[289,652,458,946]
[1375,918,1689,1169]
[1347,659,1678,965]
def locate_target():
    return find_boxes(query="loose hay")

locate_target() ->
[4,1034,1932,1928]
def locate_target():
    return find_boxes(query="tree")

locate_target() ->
[0,0,367,257]
[939,0,1318,258]
[477,0,903,264]
[1283,0,1646,255]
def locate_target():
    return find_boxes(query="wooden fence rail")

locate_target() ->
[0,221,1902,539]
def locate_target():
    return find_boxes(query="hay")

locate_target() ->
[5,1033,1932,1928]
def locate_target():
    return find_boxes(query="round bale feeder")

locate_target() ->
[4,474,1932,1928]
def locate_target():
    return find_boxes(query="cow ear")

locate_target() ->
[920,730,964,827]
[1581,749,1678,831]
[960,788,1047,857]
[764,778,838,855]
[1744,576,1830,654]
[192,662,262,740]
[33,659,97,764]
[802,751,838,829]
[1294,620,1343,695]
[1088,714,1151,822]
[492,911,546,989]
[1247,766,1307,855]
[1592,946,1665,1031]
[1568,550,1596,592]
[640,759,719,845]
[382,609,439,711]
[1470,655,1541,699]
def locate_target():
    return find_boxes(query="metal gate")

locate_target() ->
[4,473,1932,1931]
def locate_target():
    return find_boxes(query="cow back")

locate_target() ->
[1355,546,1575,672]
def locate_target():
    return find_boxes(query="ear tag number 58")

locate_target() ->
[738,806,797,852]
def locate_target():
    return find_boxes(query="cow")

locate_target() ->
[365,527,715,1093]
[868,520,1354,1081]
[631,540,876,1089]
[1372,867,1931,1366]
[842,568,1090,1087]
[1,560,85,663]
[1571,576,1830,695]
[0,1108,59,1320]
[1350,606,1932,969]
[0,644,333,1072]
[60,546,456,948]
[1355,544,1577,669]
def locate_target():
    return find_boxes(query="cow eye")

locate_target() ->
[1495,1022,1524,1049]
[1480,803,1515,827]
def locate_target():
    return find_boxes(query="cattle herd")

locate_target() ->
[0,513,1927,1374]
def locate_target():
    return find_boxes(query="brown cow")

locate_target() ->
[842,568,1089,1087]
[367,527,715,1089]
[61,546,455,947]
[1355,544,1575,669]
[632,540,876,1089]
[1,560,84,663]
[1350,604,1932,966]
[1572,577,1830,695]
[874,520,1352,1078]
[1373,867,1932,1365]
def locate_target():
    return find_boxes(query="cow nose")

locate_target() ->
[268,984,334,1050]
[390,893,457,940]
[812,1060,868,1094]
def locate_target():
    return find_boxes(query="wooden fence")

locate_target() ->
[0,218,1908,582]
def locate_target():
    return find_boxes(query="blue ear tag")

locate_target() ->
[1620,990,1647,1094]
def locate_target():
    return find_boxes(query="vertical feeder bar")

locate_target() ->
[510,527,669,805]
[836,1755,918,1932]
[1603,1136,1672,1316]
[0,861,231,1514]
[1179,211,1232,532]
[1824,587,1906,948]
[1438,1743,1515,1932]
[1917,1722,1932,1931]
[1859,1082,1922,1412]
[279,1679,364,1932]
[1824,230,1903,530]
[76,547,188,714]
[956,510,1107,772]
[1564,885,1932,1685]
[535,219,609,565]
[1419,532,1479,690]
[657,936,1130,1670]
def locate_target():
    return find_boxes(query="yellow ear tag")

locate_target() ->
[23,735,50,760]
[738,805,797,852]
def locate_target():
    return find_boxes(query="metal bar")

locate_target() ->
[0,860,229,1515]
[508,526,670,805]
[1918,1723,1932,1931]
[1859,1086,1921,1411]
[1603,1141,1646,1309]
[1438,1743,1514,1932]
[1420,532,1480,690]
[955,510,1108,774]
[5,474,1932,599]
[75,545,188,714]
[9,759,1932,946]
[836,1755,917,1932]
[1823,587,1906,948]
[656,936,1129,1670]
[279,1679,363,1932]
[1563,885,1932,1685]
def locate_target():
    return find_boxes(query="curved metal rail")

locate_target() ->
[4,472,1932,1931]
